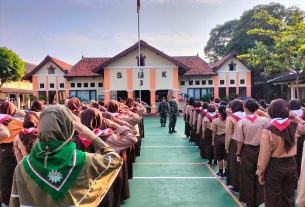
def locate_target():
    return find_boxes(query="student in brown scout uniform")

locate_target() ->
[211,105,227,178]
[257,99,305,207]
[197,103,208,158]
[10,105,123,207]
[225,99,245,193]
[297,144,305,207]
[235,99,270,207]
[184,97,195,139]
[288,98,305,176]
[191,102,202,144]
[0,102,25,206]
[202,104,218,165]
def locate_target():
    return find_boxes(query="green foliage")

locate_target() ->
[204,3,288,63]
[204,19,239,63]
[240,6,305,98]
[0,47,25,86]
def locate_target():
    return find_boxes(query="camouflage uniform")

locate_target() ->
[169,99,178,133]
[158,101,169,127]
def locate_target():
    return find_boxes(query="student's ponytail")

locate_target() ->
[218,105,227,120]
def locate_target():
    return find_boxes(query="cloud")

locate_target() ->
[45,33,101,47]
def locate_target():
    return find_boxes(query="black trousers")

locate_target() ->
[169,115,177,132]
[160,112,167,125]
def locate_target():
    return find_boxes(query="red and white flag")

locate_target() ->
[137,0,140,13]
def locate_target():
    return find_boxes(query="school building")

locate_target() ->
[26,40,251,112]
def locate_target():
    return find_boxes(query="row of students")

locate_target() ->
[0,97,147,207]
[184,97,305,207]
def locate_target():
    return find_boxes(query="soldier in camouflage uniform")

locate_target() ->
[169,97,178,134]
[158,97,169,127]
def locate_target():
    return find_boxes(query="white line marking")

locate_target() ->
[133,177,216,179]
[134,162,205,165]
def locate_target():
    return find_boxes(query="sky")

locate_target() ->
[0,0,304,65]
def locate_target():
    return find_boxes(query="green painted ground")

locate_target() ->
[121,117,241,207]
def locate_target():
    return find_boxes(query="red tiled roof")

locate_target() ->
[25,55,72,79]
[211,51,239,71]
[173,56,217,76]
[24,62,37,75]
[65,57,110,77]
[92,40,190,74]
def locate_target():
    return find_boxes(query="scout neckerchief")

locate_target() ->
[78,128,113,147]
[23,127,38,135]
[200,109,207,117]
[266,118,297,151]
[245,114,257,122]
[271,118,291,131]
[111,112,120,119]
[0,114,11,124]
[23,141,86,201]
[206,112,217,121]
[231,111,245,121]
[291,109,305,119]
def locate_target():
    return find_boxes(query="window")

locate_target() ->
[230,80,235,84]
[84,83,88,88]
[187,88,214,100]
[40,83,44,88]
[240,79,245,84]
[90,83,95,87]
[189,81,193,85]
[180,81,185,86]
[202,80,206,85]
[220,80,225,85]
[208,80,213,85]
[136,54,146,66]
[98,82,103,87]
[195,80,200,85]
[50,83,54,88]
[229,61,236,71]
[47,65,55,74]
[60,83,64,88]
[70,83,75,88]
[77,83,82,88]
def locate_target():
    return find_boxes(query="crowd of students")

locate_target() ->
[184,97,305,207]
[0,97,147,206]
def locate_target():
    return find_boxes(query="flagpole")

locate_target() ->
[137,3,141,102]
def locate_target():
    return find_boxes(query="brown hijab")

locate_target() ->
[266,99,298,151]
[0,102,17,116]
[19,112,40,154]
[66,98,81,116]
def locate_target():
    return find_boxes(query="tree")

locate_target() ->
[240,7,305,98]
[204,3,288,63]
[204,19,238,63]
[0,47,25,87]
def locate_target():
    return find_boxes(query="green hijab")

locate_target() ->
[23,105,86,200]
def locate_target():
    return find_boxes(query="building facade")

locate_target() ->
[26,41,252,112]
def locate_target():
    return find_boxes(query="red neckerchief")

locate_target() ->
[23,127,38,135]
[111,113,120,119]
[206,112,217,121]
[200,109,207,117]
[78,135,92,148]
[246,114,257,122]
[0,114,11,124]
[130,107,137,113]
[271,118,291,132]
[78,128,114,147]
[195,107,202,113]
[231,111,245,121]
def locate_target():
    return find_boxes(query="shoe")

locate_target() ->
[213,160,217,165]
[169,131,173,134]
[228,186,239,193]
[206,161,212,166]
[223,171,227,178]
[216,172,224,179]
[172,130,177,133]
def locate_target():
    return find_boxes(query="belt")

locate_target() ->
[244,144,259,148]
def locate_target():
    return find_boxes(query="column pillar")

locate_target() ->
[291,84,295,99]
[236,72,240,96]
[65,79,70,99]
[213,76,219,98]
[104,68,111,102]
[16,93,20,109]
[226,72,229,97]
[246,71,251,97]
[55,76,59,104]
[32,76,39,98]
[27,95,31,109]
[150,68,156,113]
[128,91,133,99]
[45,76,49,104]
